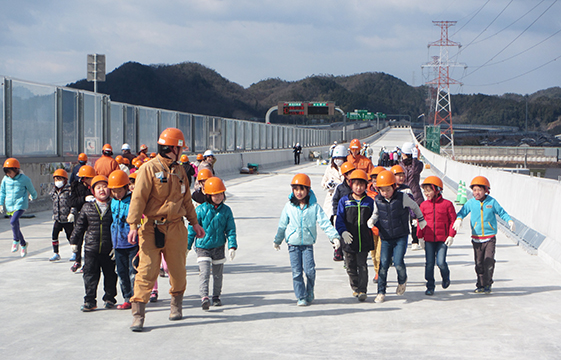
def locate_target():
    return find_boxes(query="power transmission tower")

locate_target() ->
[422,21,466,157]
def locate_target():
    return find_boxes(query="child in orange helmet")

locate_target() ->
[49,169,73,261]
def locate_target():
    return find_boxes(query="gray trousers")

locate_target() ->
[195,246,226,298]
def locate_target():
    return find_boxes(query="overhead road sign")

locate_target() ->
[346,110,386,121]
[278,102,335,116]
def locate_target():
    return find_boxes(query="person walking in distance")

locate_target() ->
[293,143,302,165]
[127,128,204,332]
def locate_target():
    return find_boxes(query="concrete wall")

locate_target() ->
[416,133,561,273]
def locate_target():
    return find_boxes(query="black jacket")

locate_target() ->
[70,181,91,214]
[70,200,113,254]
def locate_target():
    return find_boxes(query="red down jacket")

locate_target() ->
[417,194,457,242]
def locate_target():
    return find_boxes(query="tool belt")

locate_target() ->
[146,217,181,248]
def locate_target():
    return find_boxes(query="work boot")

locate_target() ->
[169,294,183,321]
[130,302,146,332]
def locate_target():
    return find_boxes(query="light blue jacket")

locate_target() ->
[456,195,511,239]
[110,193,136,249]
[188,201,237,250]
[275,190,340,246]
[0,173,38,212]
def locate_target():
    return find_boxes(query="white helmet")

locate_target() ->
[203,149,215,157]
[121,143,131,151]
[332,145,347,158]
[402,142,415,155]
[333,141,337,145]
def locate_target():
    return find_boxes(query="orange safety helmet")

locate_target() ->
[150,152,157,158]
[204,177,227,195]
[376,170,397,187]
[158,128,185,147]
[422,176,443,190]
[197,168,213,181]
[470,176,490,190]
[291,173,311,187]
[123,158,130,165]
[78,153,88,162]
[196,154,204,161]
[143,157,150,163]
[115,155,124,164]
[180,154,189,163]
[340,161,356,175]
[350,139,361,150]
[53,169,68,179]
[370,166,386,179]
[91,175,108,189]
[133,159,143,168]
[3,158,20,169]
[139,144,148,151]
[102,144,113,152]
[349,169,368,181]
[390,165,405,175]
[107,170,130,189]
[128,172,137,180]
[77,165,96,178]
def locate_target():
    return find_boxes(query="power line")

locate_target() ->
[451,0,491,37]
[463,0,558,79]
[464,54,561,87]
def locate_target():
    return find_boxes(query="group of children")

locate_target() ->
[275,142,514,305]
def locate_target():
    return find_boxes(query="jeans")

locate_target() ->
[378,236,408,294]
[424,241,450,290]
[288,245,315,300]
[10,210,26,246]
[115,246,138,302]
[343,251,369,293]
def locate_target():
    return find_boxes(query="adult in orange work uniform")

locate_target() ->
[346,139,374,175]
[94,144,119,177]
[127,128,205,332]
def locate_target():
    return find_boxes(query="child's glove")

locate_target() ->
[229,248,236,261]
[67,213,75,223]
[85,195,95,202]
[445,236,454,247]
[418,219,427,230]
[367,214,376,229]
[273,243,280,251]
[411,219,418,227]
[418,238,425,249]
[70,244,78,253]
[109,249,115,261]
[0,205,3,214]
[508,220,515,232]
[332,239,341,250]
[28,194,33,202]
[342,231,353,244]
[453,218,462,232]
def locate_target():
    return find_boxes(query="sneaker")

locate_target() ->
[358,293,367,302]
[159,267,167,277]
[333,253,344,262]
[117,302,131,310]
[104,301,116,309]
[149,290,158,303]
[442,278,451,289]
[20,243,28,257]
[201,297,210,310]
[212,297,222,307]
[484,286,492,294]
[297,299,308,306]
[396,282,407,296]
[352,292,359,298]
[11,241,18,253]
[374,294,385,303]
[411,243,422,251]
[425,289,434,296]
[474,287,485,294]
[81,302,97,312]
[79,266,84,273]
[69,253,76,262]
[70,262,81,272]
[306,291,314,304]
[49,253,61,261]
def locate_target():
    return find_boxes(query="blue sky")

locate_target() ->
[0,0,559,95]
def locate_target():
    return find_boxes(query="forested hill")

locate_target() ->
[67,61,561,133]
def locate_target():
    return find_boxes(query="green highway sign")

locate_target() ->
[346,110,386,121]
